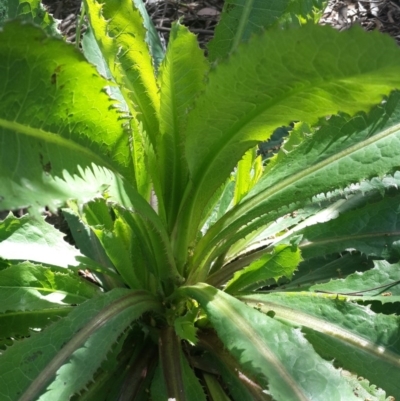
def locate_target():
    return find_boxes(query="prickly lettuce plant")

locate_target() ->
[1,0,400,400]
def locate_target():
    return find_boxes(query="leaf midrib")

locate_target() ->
[0,118,115,172]
[243,295,400,368]
[300,230,400,251]
[17,291,161,401]
[192,285,309,401]
[230,0,256,53]
[197,119,400,267]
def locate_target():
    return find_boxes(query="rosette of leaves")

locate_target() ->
[1,0,400,400]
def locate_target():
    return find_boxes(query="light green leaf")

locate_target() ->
[83,199,149,290]
[220,245,302,292]
[242,292,400,398]
[177,25,400,264]
[201,179,235,237]
[233,147,262,205]
[174,308,198,345]
[81,25,130,121]
[283,0,329,24]
[73,173,181,291]
[113,204,180,290]
[0,261,100,307]
[84,0,160,149]
[0,288,162,401]
[0,22,134,211]
[83,0,162,203]
[157,22,208,230]
[0,214,84,267]
[182,283,360,401]
[340,373,388,401]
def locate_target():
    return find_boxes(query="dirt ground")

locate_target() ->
[42,0,400,48]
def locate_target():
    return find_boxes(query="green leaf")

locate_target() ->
[283,0,329,25]
[158,326,206,401]
[203,373,231,401]
[196,90,400,272]
[62,207,114,269]
[157,22,208,230]
[0,288,162,401]
[0,22,134,211]
[0,0,7,22]
[114,204,181,291]
[201,179,235,237]
[174,307,198,345]
[310,260,400,298]
[340,373,388,401]
[132,0,165,71]
[208,0,290,61]
[7,0,61,36]
[208,0,329,61]
[82,198,181,293]
[0,261,100,307]
[0,262,100,339]
[83,0,160,149]
[62,206,127,290]
[282,252,373,292]
[114,339,157,401]
[241,292,400,398]
[220,245,302,293]
[182,283,360,401]
[198,331,272,401]
[226,171,400,268]
[150,364,168,401]
[0,214,85,267]
[177,24,400,264]
[83,199,150,290]
[296,194,400,259]
[233,147,262,205]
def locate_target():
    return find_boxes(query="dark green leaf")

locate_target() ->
[242,292,400,398]
[0,288,162,401]
[182,283,360,401]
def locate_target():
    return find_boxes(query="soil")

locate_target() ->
[321,0,400,45]
[41,0,400,48]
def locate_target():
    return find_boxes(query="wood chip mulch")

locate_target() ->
[145,0,223,49]
[41,0,400,48]
[320,0,400,45]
